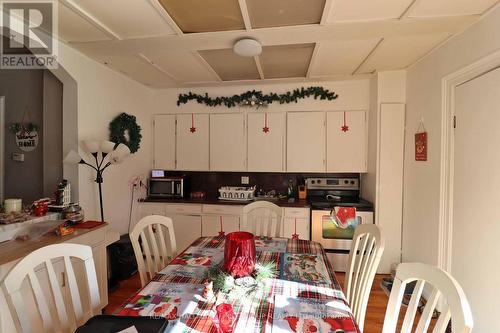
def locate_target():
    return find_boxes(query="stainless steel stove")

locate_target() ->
[307,177,374,272]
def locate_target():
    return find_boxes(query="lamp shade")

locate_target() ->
[83,140,100,153]
[233,39,262,57]
[63,150,83,164]
[100,141,116,154]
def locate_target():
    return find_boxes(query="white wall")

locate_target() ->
[403,5,500,266]
[53,42,156,234]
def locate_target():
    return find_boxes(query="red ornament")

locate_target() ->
[218,216,226,237]
[262,113,270,133]
[341,111,349,132]
[291,218,299,240]
[215,303,235,333]
[190,113,197,133]
[224,232,256,277]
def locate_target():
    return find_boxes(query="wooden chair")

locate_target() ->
[241,201,283,237]
[382,263,473,333]
[345,224,385,332]
[1,243,100,333]
[130,215,177,286]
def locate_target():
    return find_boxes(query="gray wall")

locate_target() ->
[0,69,63,204]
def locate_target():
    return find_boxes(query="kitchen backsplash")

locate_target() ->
[159,171,359,198]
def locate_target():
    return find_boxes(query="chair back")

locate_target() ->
[1,243,100,333]
[130,215,177,286]
[345,224,385,332]
[241,201,283,237]
[382,263,473,333]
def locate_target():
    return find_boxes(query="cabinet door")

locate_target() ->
[171,215,202,253]
[247,113,285,171]
[153,115,176,170]
[201,215,240,237]
[327,111,367,172]
[283,217,310,240]
[210,114,246,171]
[176,114,209,170]
[286,112,326,172]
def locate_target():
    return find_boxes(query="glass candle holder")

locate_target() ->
[215,303,234,333]
[224,231,256,278]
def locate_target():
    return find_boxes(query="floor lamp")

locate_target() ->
[64,140,130,222]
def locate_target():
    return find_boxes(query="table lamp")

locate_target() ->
[64,140,130,222]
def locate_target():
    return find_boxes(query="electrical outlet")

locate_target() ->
[241,176,249,185]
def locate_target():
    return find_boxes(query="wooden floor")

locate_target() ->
[104,272,395,332]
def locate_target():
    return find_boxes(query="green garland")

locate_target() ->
[109,113,142,154]
[177,86,338,108]
[8,122,38,133]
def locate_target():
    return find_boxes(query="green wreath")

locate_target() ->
[109,113,142,154]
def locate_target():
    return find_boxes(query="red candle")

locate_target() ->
[224,231,256,277]
[215,303,234,333]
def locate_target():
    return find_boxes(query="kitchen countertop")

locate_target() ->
[139,197,311,208]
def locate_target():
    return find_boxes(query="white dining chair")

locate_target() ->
[130,215,177,287]
[382,263,473,333]
[1,243,100,333]
[345,224,385,332]
[241,201,283,237]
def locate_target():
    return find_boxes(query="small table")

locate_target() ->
[117,236,360,332]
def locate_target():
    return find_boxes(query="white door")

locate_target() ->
[287,112,326,172]
[326,111,367,172]
[210,113,246,171]
[247,112,285,172]
[453,67,500,332]
[176,113,209,170]
[153,115,176,170]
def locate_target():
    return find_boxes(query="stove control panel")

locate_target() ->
[305,177,359,190]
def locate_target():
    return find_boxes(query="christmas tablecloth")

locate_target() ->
[117,235,360,333]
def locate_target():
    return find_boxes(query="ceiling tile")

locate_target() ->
[199,49,260,81]
[58,2,111,42]
[357,34,450,74]
[247,0,325,28]
[158,0,245,33]
[407,0,498,17]
[95,54,176,88]
[71,0,176,39]
[310,39,381,76]
[260,43,315,79]
[327,0,414,22]
[142,50,219,83]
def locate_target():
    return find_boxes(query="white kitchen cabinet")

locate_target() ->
[153,115,176,170]
[170,215,202,253]
[210,113,246,171]
[327,111,367,172]
[282,208,310,240]
[201,215,240,236]
[247,112,286,172]
[286,112,326,172]
[137,202,165,219]
[176,113,209,171]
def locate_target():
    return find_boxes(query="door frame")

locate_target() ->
[439,49,500,272]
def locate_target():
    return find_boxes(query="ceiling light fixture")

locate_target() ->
[233,38,262,57]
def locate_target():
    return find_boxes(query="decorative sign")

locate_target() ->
[415,132,427,161]
[15,130,38,152]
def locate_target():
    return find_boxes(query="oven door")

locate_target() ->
[311,209,373,250]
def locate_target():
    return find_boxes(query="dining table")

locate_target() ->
[116,235,360,333]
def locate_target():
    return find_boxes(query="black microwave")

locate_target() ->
[147,173,188,198]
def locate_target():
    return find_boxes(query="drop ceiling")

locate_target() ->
[57,0,499,88]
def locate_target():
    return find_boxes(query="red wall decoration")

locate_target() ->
[415,132,427,161]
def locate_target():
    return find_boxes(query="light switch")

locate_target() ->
[12,152,24,162]
[241,176,249,185]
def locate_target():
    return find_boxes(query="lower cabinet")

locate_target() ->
[201,215,240,236]
[170,214,202,253]
[282,208,311,240]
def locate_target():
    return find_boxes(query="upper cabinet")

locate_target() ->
[176,113,209,171]
[326,111,367,172]
[287,112,326,172]
[153,114,176,170]
[210,113,246,171]
[247,112,285,172]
